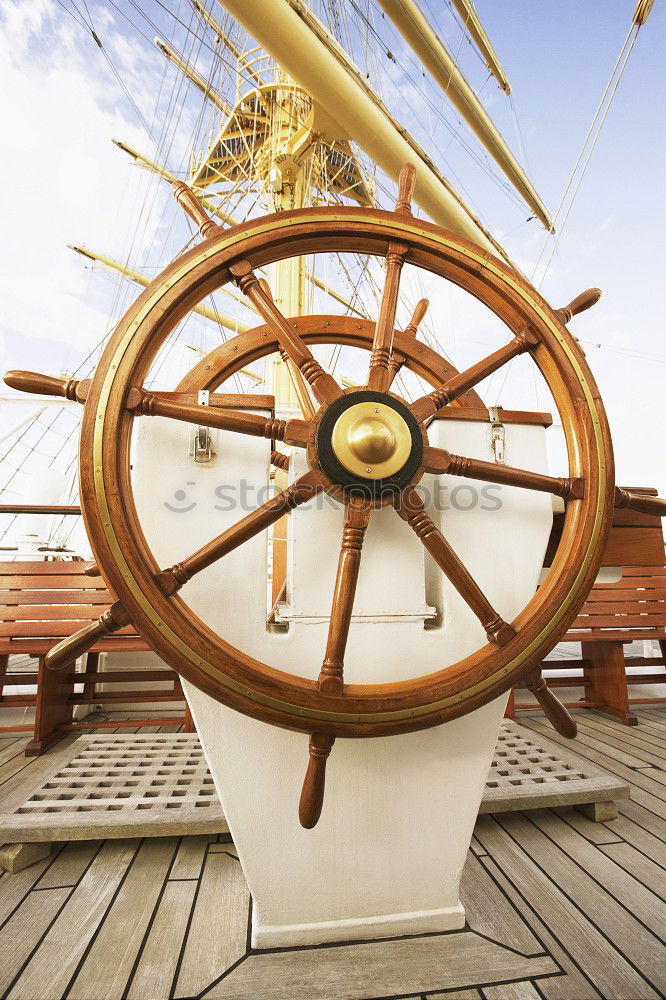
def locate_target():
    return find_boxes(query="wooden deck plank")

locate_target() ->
[170,834,217,880]
[460,851,542,955]
[470,836,487,856]
[482,982,543,1000]
[425,991,481,1000]
[635,713,666,730]
[633,717,666,739]
[636,764,666,786]
[574,719,666,768]
[474,815,660,999]
[578,714,666,752]
[0,854,55,926]
[67,838,178,1000]
[525,809,666,936]
[605,811,666,867]
[35,840,101,889]
[204,932,557,1000]
[7,840,138,1000]
[126,880,197,1000]
[477,856,601,1000]
[0,888,70,996]
[174,851,249,998]
[552,805,622,845]
[494,811,666,993]
[600,841,666,901]
[0,738,29,769]
[522,719,666,817]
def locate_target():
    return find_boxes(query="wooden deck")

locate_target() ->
[0,708,665,999]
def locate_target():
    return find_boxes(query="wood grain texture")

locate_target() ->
[174,851,249,998]
[318,495,371,694]
[126,879,197,1000]
[0,888,71,996]
[474,815,661,1000]
[7,840,138,1000]
[204,931,557,999]
[67,838,178,1000]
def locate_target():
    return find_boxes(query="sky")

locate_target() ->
[0,0,664,502]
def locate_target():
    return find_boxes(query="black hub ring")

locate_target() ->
[315,390,424,499]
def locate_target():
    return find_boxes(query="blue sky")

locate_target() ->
[0,0,664,497]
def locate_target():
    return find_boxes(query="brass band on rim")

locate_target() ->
[331,401,412,480]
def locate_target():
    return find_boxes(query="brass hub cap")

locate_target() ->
[331,401,412,480]
[315,390,423,497]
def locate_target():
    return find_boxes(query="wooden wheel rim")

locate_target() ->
[80,207,615,737]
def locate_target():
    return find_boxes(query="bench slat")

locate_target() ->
[0,575,106,589]
[572,614,666,628]
[1,590,113,605]
[0,561,94,574]
[586,588,666,601]
[568,629,665,642]
[0,638,149,654]
[0,621,140,637]
[2,605,110,621]
[575,604,666,618]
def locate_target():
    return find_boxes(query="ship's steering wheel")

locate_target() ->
[13,165,656,828]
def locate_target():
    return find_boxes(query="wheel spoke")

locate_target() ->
[156,470,328,595]
[396,486,515,645]
[317,495,372,694]
[229,261,341,406]
[256,279,316,419]
[410,328,539,423]
[523,668,577,737]
[126,389,310,446]
[367,241,408,392]
[386,298,429,389]
[615,487,666,518]
[367,164,416,392]
[423,447,584,500]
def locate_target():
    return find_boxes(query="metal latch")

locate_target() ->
[189,390,215,463]
[488,406,506,465]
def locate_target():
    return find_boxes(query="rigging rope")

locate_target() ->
[532,16,644,288]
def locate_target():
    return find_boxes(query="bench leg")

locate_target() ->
[82,651,99,705]
[26,655,75,756]
[0,653,8,699]
[584,641,638,726]
[183,700,196,734]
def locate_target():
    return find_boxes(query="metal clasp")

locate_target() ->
[488,406,506,465]
[189,390,215,463]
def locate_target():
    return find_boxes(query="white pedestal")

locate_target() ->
[133,410,552,947]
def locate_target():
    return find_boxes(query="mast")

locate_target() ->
[375,0,551,228]
[449,0,511,95]
[68,245,250,334]
[217,0,509,260]
[154,37,230,114]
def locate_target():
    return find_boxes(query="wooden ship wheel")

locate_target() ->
[7,165,666,828]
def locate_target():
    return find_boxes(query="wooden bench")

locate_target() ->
[507,490,666,725]
[0,561,192,754]
[508,565,666,726]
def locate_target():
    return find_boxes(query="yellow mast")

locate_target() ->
[449,0,511,95]
[217,0,509,260]
[374,0,551,228]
